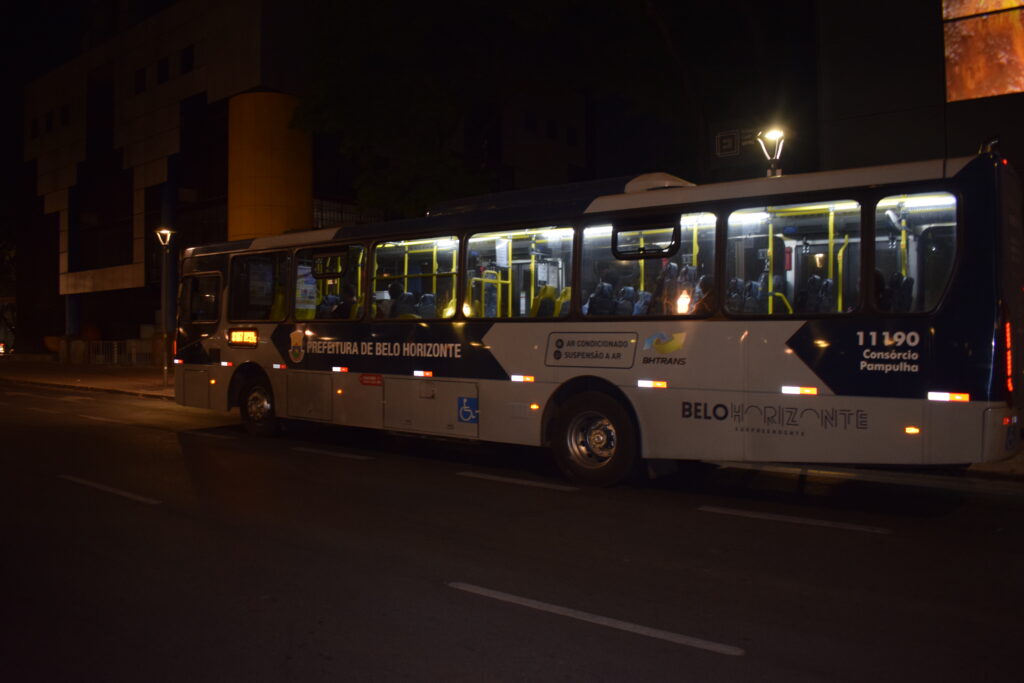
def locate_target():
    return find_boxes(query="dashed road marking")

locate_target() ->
[698,505,891,535]
[58,475,162,505]
[456,472,578,492]
[292,447,373,461]
[26,406,59,414]
[449,582,744,656]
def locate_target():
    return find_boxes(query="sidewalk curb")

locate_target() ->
[0,376,175,401]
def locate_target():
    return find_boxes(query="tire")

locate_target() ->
[551,391,639,486]
[239,376,280,437]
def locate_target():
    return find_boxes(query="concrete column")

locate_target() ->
[227,92,313,240]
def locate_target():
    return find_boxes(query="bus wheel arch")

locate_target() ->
[229,362,280,436]
[544,377,642,486]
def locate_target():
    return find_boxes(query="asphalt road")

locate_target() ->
[2,381,1022,682]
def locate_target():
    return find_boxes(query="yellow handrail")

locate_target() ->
[837,234,849,312]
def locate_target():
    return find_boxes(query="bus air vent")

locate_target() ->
[624,173,695,193]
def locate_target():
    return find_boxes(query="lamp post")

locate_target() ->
[757,128,785,177]
[156,227,174,386]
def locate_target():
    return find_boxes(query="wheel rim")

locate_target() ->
[565,410,617,469]
[246,386,272,422]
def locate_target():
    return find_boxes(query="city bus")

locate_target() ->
[174,147,1023,485]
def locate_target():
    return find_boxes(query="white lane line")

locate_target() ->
[58,475,162,505]
[698,505,891,535]
[456,472,578,492]
[449,582,744,656]
[292,447,373,461]
[4,391,48,398]
[78,414,129,424]
[26,406,60,414]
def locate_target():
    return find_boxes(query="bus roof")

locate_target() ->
[183,155,975,258]
[584,156,973,214]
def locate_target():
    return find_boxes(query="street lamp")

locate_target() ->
[757,128,785,177]
[155,227,175,386]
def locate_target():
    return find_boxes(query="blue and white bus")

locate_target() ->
[174,147,1023,484]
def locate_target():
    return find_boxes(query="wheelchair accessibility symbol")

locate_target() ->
[457,397,479,424]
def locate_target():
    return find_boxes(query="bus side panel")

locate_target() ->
[332,372,383,429]
[286,371,332,421]
[477,379,548,447]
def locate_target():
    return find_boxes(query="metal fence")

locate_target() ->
[86,340,155,366]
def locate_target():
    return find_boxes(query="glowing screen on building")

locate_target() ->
[944,1,1024,101]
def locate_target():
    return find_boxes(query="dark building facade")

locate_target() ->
[20,0,586,353]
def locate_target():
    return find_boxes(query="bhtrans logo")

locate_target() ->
[641,332,687,366]
[289,328,306,364]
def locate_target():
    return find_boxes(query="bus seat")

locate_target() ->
[797,275,822,313]
[530,286,558,317]
[586,282,616,315]
[633,291,653,315]
[556,287,571,317]
[417,293,437,318]
[818,278,835,312]
[743,280,761,313]
[894,275,914,312]
[726,278,745,312]
[693,276,715,314]
[874,270,893,311]
[392,292,417,317]
[615,286,638,316]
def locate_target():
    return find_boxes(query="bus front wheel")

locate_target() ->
[551,391,638,486]
[240,378,280,436]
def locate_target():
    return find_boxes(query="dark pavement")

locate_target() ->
[1,378,1023,681]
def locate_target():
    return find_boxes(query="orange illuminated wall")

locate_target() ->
[228,92,312,240]
[944,1,1024,101]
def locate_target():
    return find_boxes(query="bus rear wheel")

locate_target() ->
[551,391,638,486]
[240,378,280,436]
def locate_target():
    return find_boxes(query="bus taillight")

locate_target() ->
[1006,321,1014,394]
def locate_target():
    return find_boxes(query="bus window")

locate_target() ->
[228,251,289,321]
[372,236,458,319]
[874,192,956,313]
[581,212,716,316]
[181,275,220,322]
[294,246,365,320]
[464,226,574,318]
[725,200,861,315]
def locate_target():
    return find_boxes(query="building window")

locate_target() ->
[157,57,169,84]
[180,45,194,74]
[133,67,147,94]
[60,104,70,127]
